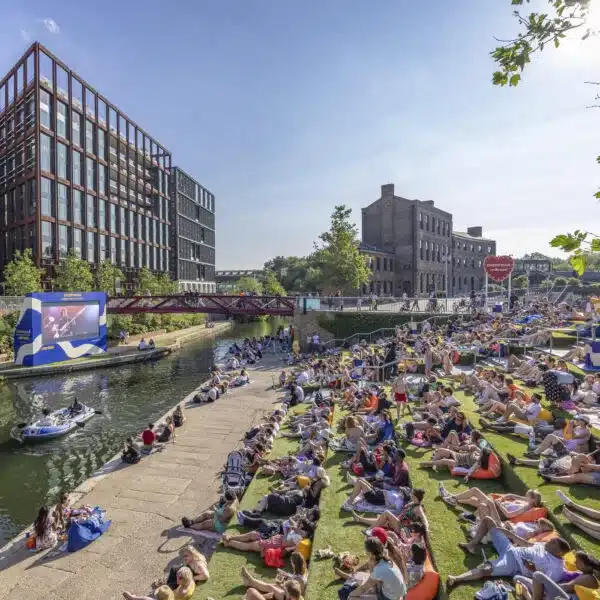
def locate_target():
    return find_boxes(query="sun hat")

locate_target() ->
[371,527,388,545]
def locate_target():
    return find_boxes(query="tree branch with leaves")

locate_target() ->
[492,0,598,274]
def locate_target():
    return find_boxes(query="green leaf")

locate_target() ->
[570,253,587,276]
[591,238,600,252]
[509,74,521,86]
[595,191,600,200]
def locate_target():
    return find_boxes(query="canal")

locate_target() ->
[0,319,281,547]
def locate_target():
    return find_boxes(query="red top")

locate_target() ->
[142,429,155,445]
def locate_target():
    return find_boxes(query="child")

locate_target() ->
[392,370,410,419]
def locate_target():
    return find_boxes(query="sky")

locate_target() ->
[1,1,599,269]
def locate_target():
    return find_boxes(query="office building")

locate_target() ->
[361,183,496,296]
[514,255,552,285]
[169,167,215,292]
[0,42,172,290]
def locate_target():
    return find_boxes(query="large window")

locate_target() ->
[119,206,125,235]
[87,194,96,228]
[98,199,106,230]
[110,203,116,231]
[57,101,68,138]
[73,227,82,257]
[72,112,81,146]
[110,236,117,263]
[57,142,68,179]
[72,150,82,185]
[40,89,51,129]
[98,164,106,196]
[72,190,83,225]
[85,120,94,154]
[40,133,52,173]
[120,238,126,264]
[99,234,106,260]
[41,177,54,217]
[58,183,68,221]
[97,129,105,160]
[59,224,68,258]
[86,158,96,190]
[41,221,54,257]
[86,231,95,262]
[28,179,36,216]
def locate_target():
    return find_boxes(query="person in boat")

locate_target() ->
[138,338,148,351]
[38,408,57,427]
[149,339,156,350]
[70,397,84,415]
[122,437,142,464]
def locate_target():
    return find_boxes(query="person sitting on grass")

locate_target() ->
[521,414,591,459]
[494,392,544,424]
[181,490,238,534]
[515,551,600,600]
[446,529,570,590]
[419,446,491,482]
[438,485,543,523]
[240,551,308,595]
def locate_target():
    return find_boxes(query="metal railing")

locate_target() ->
[0,296,24,312]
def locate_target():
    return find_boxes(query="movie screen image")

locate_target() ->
[41,302,100,344]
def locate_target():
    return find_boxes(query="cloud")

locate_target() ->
[41,18,60,34]
[20,28,31,42]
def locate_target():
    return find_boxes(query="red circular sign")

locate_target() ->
[484,256,514,282]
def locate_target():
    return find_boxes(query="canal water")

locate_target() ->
[0,320,281,547]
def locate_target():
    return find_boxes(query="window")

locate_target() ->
[41,177,53,217]
[72,151,82,185]
[120,206,125,235]
[110,203,116,231]
[97,128,105,160]
[87,194,96,228]
[72,112,81,146]
[99,234,106,260]
[425,215,429,231]
[41,221,54,257]
[58,183,68,221]
[72,190,83,224]
[73,228,82,257]
[86,158,96,190]
[57,142,68,179]
[59,225,68,257]
[99,199,106,230]
[40,133,52,173]
[487,246,492,253]
[57,101,68,138]
[28,179,36,216]
[129,210,135,238]
[86,231,95,262]
[40,89,51,129]
[85,120,95,154]
[120,238,126,264]
[98,164,106,195]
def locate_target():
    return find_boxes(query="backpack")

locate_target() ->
[222,449,248,494]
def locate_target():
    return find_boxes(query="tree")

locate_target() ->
[95,261,124,296]
[2,249,43,295]
[553,276,568,286]
[263,270,286,296]
[263,256,322,293]
[567,276,583,286]
[235,276,263,294]
[136,267,160,296]
[313,205,370,293]
[512,274,529,288]
[54,252,93,292]
[492,0,599,273]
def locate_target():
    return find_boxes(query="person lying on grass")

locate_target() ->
[240,551,308,595]
[507,448,600,486]
[123,567,195,600]
[180,490,238,533]
[419,446,492,482]
[242,579,304,600]
[446,528,571,590]
[237,509,320,544]
[478,415,564,442]
[438,485,543,523]
[251,479,325,517]
[270,465,331,493]
[221,520,314,554]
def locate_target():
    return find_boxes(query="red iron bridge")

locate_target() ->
[106,295,297,317]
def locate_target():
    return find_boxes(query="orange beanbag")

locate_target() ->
[406,551,439,600]
[490,493,548,523]
[451,452,502,480]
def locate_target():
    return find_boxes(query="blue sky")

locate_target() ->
[2,1,599,269]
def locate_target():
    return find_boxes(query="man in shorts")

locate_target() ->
[392,370,410,419]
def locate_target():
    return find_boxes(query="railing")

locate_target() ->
[0,296,24,312]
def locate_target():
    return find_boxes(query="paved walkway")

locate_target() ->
[0,361,281,600]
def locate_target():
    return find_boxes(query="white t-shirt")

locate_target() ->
[383,490,405,512]
[208,387,218,401]
[512,522,536,539]
[512,543,565,580]
[525,402,542,422]
[371,560,407,600]
[295,385,305,403]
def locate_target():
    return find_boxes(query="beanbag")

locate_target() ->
[489,494,548,523]
[297,538,312,561]
[406,551,439,600]
[451,452,501,480]
[410,432,431,448]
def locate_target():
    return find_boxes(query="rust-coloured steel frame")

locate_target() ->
[106,295,296,316]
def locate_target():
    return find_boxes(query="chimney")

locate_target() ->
[381,183,395,197]
[467,226,482,238]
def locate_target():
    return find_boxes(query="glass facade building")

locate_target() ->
[169,167,215,292]
[0,42,172,290]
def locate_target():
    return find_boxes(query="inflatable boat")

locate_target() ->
[21,405,96,442]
